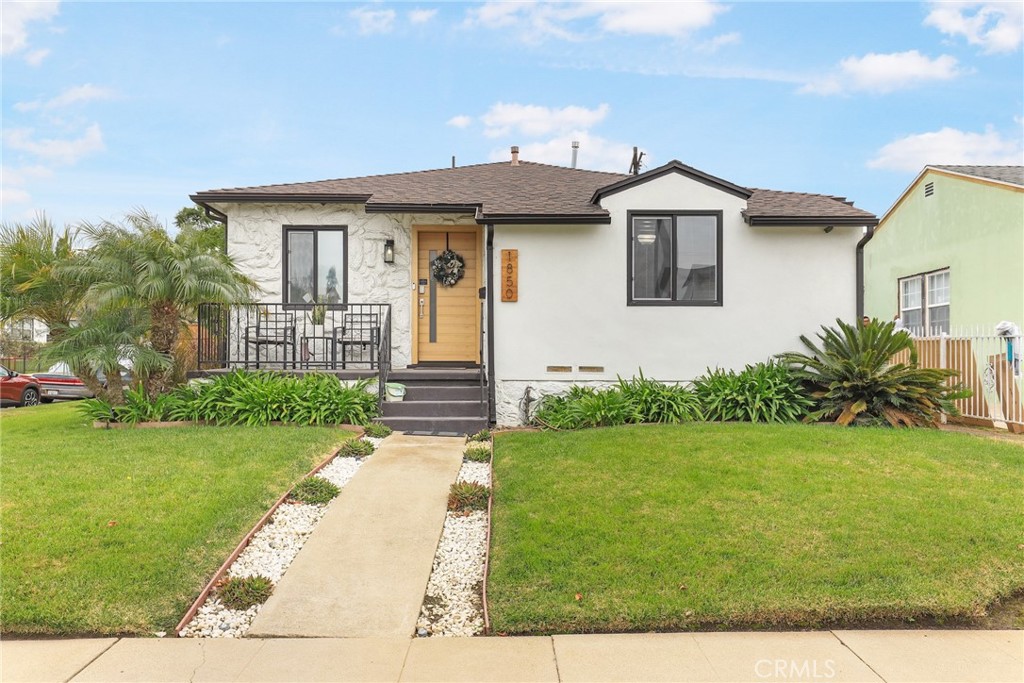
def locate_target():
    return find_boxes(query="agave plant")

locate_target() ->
[777,318,969,427]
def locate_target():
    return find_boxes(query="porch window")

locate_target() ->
[628,211,722,306]
[283,226,347,305]
[898,269,949,334]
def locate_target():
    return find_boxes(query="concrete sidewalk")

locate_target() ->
[2,630,1021,683]
[248,433,464,638]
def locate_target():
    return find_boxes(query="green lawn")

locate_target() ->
[488,424,1024,634]
[0,402,350,636]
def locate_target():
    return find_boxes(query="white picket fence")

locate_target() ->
[896,327,1023,432]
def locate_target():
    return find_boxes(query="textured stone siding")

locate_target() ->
[495,379,621,427]
[221,202,475,369]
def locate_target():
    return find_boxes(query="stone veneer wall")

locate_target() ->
[495,379,620,427]
[219,202,476,370]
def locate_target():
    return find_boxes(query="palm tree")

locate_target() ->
[42,307,169,403]
[68,210,258,394]
[0,214,85,339]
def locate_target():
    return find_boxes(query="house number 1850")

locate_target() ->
[501,249,518,302]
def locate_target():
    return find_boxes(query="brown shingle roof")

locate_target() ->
[193,161,627,223]
[192,159,877,225]
[929,165,1024,187]
[745,189,878,225]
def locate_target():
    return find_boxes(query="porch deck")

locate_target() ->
[195,302,391,373]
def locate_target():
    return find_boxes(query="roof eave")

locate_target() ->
[364,203,481,214]
[592,160,752,204]
[189,192,373,204]
[479,213,612,225]
[744,215,879,227]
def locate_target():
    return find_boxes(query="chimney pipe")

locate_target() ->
[510,145,519,166]
[571,140,579,169]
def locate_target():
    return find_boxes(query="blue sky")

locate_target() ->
[2,1,1022,230]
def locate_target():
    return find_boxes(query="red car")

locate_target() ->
[0,364,41,407]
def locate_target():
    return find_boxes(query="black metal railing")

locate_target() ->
[376,306,392,407]
[479,304,487,418]
[196,302,391,373]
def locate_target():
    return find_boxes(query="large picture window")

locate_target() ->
[898,269,949,334]
[627,211,722,306]
[283,226,347,304]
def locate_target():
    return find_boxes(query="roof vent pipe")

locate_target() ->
[510,146,520,166]
[571,140,579,169]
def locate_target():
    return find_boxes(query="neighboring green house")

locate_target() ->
[864,165,1024,334]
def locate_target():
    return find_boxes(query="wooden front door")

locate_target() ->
[415,230,480,363]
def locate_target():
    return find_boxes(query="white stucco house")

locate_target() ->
[190,150,878,430]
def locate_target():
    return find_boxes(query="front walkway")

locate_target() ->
[3,630,1021,682]
[247,433,464,638]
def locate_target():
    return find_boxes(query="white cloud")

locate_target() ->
[0,164,54,209]
[350,6,397,35]
[24,47,50,66]
[481,102,610,138]
[447,114,473,128]
[592,1,724,37]
[408,8,438,24]
[800,50,964,95]
[0,185,32,205]
[4,123,105,165]
[1,164,54,186]
[1,1,59,56]
[868,126,1023,171]
[695,31,741,54]
[15,84,117,112]
[488,131,639,172]
[924,1,1023,54]
[466,1,724,41]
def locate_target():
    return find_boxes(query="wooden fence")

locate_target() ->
[894,330,1023,433]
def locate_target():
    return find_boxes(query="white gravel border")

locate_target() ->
[179,436,376,638]
[417,447,492,637]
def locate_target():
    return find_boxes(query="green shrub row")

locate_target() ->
[531,319,969,430]
[533,371,706,430]
[692,361,814,423]
[533,363,809,430]
[79,370,378,426]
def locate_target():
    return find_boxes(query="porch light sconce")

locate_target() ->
[383,239,395,264]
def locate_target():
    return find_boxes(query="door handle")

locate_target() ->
[419,298,425,319]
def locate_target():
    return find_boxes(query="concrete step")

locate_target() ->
[388,369,482,385]
[382,400,486,418]
[375,416,488,437]
[402,385,484,401]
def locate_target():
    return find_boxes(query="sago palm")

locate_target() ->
[68,210,258,393]
[777,318,969,427]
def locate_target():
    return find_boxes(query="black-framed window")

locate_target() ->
[627,211,723,306]
[283,226,347,305]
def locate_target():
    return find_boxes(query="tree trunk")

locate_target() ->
[148,301,180,395]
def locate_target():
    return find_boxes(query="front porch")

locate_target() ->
[192,302,490,433]
[195,302,392,373]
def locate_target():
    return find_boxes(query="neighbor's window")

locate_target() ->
[284,226,347,304]
[898,269,949,334]
[629,212,722,305]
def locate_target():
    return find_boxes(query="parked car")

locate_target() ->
[0,364,41,407]
[28,363,95,402]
